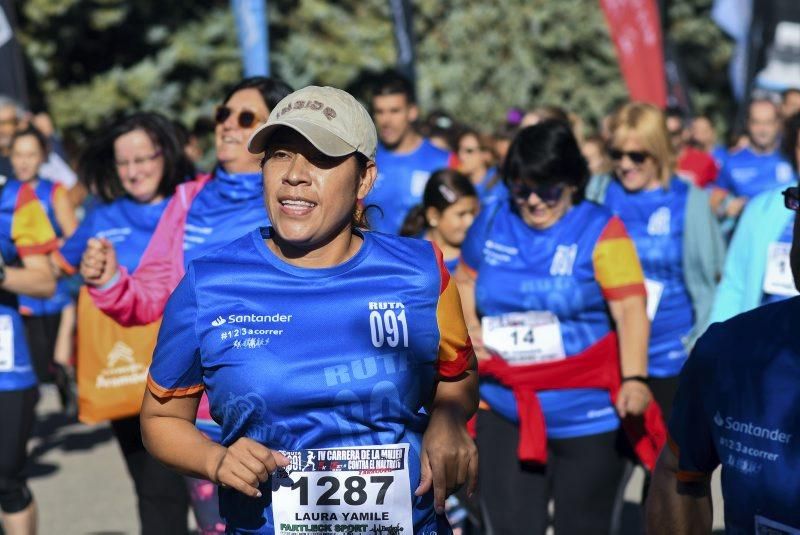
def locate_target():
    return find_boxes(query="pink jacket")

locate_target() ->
[88,175,211,326]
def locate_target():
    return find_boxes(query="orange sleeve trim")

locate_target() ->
[52,249,77,275]
[458,258,477,279]
[668,435,713,483]
[18,238,59,257]
[437,340,472,378]
[598,216,629,241]
[146,374,205,399]
[431,242,450,294]
[602,283,647,301]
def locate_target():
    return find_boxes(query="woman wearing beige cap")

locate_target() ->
[139,86,479,534]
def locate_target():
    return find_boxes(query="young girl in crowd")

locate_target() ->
[9,126,78,414]
[400,169,479,273]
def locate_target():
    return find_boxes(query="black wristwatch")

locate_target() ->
[621,375,649,386]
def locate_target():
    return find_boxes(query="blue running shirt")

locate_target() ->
[60,196,169,274]
[0,180,58,391]
[602,178,693,378]
[461,200,646,438]
[148,228,471,534]
[474,168,508,208]
[19,180,72,315]
[183,168,269,264]
[716,147,796,199]
[366,140,451,235]
[669,297,800,533]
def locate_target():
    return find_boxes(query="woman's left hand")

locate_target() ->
[415,405,478,515]
[616,380,652,418]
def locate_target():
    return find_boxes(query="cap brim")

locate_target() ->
[247,119,356,157]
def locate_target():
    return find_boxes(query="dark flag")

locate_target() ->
[389,0,416,86]
[0,0,28,106]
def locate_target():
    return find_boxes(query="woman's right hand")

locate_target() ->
[80,237,119,287]
[208,437,290,498]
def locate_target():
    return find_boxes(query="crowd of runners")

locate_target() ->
[0,71,799,535]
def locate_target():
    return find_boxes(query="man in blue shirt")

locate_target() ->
[646,185,800,533]
[364,72,451,234]
[715,99,795,219]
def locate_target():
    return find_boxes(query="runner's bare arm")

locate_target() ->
[608,294,651,417]
[454,262,487,360]
[4,254,56,298]
[415,352,479,515]
[140,389,289,498]
[645,445,713,534]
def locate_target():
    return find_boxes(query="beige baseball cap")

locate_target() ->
[247,85,377,160]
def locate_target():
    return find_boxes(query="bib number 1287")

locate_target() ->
[292,475,394,507]
[272,445,413,535]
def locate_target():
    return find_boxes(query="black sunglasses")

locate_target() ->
[509,181,567,205]
[783,187,800,211]
[215,106,262,128]
[609,148,651,165]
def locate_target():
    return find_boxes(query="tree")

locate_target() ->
[14,0,734,148]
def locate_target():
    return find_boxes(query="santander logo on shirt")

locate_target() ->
[714,411,792,444]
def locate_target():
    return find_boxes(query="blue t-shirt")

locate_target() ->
[19,180,71,315]
[149,228,470,534]
[461,200,646,439]
[183,168,268,265]
[761,217,795,306]
[716,147,796,199]
[60,196,169,274]
[669,297,800,533]
[0,180,59,391]
[603,178,693,378]
[475,168,508,208]
[711,145,728,171]
[366,139,451,235]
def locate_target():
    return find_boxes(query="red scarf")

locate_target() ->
[475,333,666,471]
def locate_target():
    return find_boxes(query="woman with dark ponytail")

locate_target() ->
[400,169,479,272]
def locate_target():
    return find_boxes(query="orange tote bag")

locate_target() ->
[76,287,161,424]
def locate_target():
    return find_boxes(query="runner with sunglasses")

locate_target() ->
[79,77,292,534]
[586,102,725,423]
[711,111,800,323]
[456,120,662,534]
[138,85,478,535]
[646,162,800,534]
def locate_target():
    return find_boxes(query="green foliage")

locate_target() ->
[14,0,734,147]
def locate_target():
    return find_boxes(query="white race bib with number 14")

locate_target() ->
[482,311,566,365]
[272,445,413,535]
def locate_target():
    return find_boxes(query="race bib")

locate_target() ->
[482,311,566,365]
[755,515,800,534]
[272,445,413,535]
[644,279,664,321]
[763,242,799,297]
[0,315,14,371]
